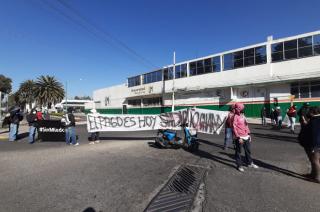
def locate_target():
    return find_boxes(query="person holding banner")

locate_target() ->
[89,109,100,145]
[233,103,259,172]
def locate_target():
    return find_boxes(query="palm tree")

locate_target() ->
[34,75,65,109]
[18,80,36,110]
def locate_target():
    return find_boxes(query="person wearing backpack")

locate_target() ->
[65,107,79,146]
[287,105,297,133]
[26,109,38,144]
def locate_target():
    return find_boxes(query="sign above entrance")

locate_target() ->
[130,86,154,95]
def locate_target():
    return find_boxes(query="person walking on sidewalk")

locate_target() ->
[89,109,100,145]
[287,105,297,133]
[26,109,38,144]
[64,107,79,146]
[232,103,259,172]
[275,106,282,129]
[223,104,235,150]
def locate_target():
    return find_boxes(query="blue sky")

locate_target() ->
[0,0,319,98]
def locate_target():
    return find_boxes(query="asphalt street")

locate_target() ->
[0,124,319,212]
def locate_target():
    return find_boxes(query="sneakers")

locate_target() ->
[248,163,259,169]
[95,140,100,143]
[237,167,245,172]
[73,142,80,146]
[89,141,95,145]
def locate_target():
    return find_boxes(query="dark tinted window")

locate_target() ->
[143,70,162,84]
[284,39,298,59]
[233,51,243,68]
[314,34,320,55]
[189,62,197,76]
[244,48,254,66]
[128,76,141,87]
[223,53,233,70]
[180,64,187,77]
[204,58,212,73]
[196,60,204,75]
[163,68,173,80]
[298,36,313,58]
[212,56,221,72]
[255,46,267,64]
[272,43,284,62]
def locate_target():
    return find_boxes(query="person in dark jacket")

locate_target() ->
[8,107,23,141]
[298,106,320,182]
[27,109,38,144]
[308,107,320,183]
[64,107,78,146]
[261,107,267,126]
[298,102,310,129]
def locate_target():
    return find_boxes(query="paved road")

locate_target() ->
[0,124,319,212]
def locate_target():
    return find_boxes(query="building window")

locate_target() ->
[143,70,162,84]
[298,36,313,58]
[142,97,162,106]
[223,53,233,70]
[314,34,320,55]
[255,46,267,64]
[196,60,204,75]
[189,62,197,76]
[284,39,298,60]
[175,63,187,79]
[272,42,284,62]
[128,99,141,106]
[290,83,299,98]
[204,58,212,73]
[244,48,254,66]
[163,67,174,80]
[212,56,221,72]
[311,81,320,97]
[128,76,141,87]
[233,51,244,68]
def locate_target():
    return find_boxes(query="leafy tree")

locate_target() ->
[0,74,12,97]
[18,80,36,110]
[34,75,64,108]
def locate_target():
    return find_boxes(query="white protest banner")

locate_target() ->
[87,108,228,134]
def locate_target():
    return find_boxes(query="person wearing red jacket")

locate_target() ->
[233,103,259,172]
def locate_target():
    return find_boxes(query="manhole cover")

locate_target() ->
[144,165,207,212]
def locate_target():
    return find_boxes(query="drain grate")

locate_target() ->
[144,165,207,212]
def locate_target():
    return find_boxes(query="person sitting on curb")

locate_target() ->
[89,109,100,145]
[232,103,259,172]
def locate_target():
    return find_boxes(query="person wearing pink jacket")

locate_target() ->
[233,103,259,172]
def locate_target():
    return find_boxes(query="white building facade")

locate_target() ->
[87,30,320,117]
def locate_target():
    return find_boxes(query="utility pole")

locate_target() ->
[0,91,2,122]
[172,51,176,112]
[65,81,68,112]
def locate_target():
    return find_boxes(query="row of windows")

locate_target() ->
[189,56,220,76]
[272,34,320,62]
[127,97,162,106]
[291,81,320,98]
[128,34,320,87]
[128,76,141,87]
[223,46,267,70]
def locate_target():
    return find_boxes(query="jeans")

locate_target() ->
[288,117,296,131]
[235,138,253,167]
[224,128,233,148]
[261,116,266,126]
[9,123,17,141]
[28,126,37,143]
[66,127,76,145]
[277,116,282,128]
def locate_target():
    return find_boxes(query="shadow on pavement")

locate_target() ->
[97,136,155,141]
[83,207,96,212]
[16,132,29,140]
[251,132,298,143]
[220,152,308,181]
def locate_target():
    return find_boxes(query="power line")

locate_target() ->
[40,0,158,69]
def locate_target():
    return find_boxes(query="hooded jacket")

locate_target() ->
[232,103,250,138]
